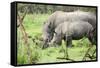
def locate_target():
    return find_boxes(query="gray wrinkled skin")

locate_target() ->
[42,11,96,48]
[51,21,96,47]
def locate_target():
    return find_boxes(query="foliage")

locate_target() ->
[17,3,96,14]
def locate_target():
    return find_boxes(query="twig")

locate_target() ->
[82,45,93,61]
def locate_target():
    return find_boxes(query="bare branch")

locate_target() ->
[21,7,27,21]
[17,7,27,26]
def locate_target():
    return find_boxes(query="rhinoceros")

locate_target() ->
[42,10,96,48]
[51,21,96,47]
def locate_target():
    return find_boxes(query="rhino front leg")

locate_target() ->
[63,35,72,59]
[50,33,62,47]
[65,35,72,48]
[42,40,49,49]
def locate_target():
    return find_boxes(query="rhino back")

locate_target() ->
[67,21,93,39]
[44,10,96,31]
[54,11,96,28]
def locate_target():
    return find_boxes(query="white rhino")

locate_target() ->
[42,10,96,48]
[51,21,96,47]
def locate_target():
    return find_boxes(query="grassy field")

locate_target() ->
[17,14,96,65]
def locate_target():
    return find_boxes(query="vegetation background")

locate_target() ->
[17,3,96,65]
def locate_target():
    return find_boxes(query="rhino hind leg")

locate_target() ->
[87,33,95,45]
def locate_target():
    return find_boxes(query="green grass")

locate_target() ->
[17,14,96,65]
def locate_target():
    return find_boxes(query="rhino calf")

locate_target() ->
[51,21,96,47]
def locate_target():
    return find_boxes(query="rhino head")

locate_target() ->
[42,22,54,49]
